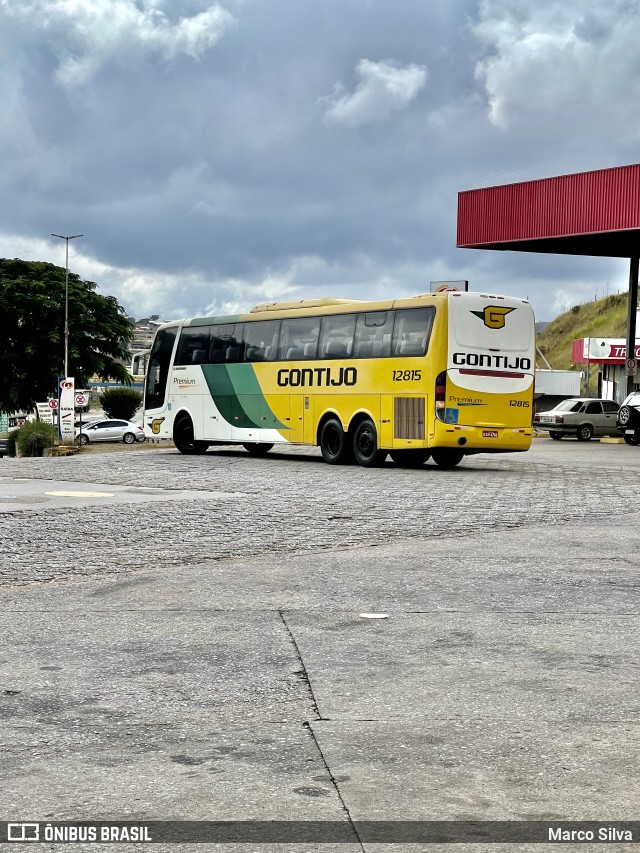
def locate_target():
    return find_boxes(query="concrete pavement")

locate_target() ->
[1,440,639,850]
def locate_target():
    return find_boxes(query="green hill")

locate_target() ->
[537,292,628,371]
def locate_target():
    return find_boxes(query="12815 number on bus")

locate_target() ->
[392,369,422,381]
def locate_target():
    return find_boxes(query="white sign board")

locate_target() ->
[58,377,75,443]
[36,403,54,425]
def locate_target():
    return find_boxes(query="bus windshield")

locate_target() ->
[144,327,177,411]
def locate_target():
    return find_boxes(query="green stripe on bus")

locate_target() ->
[201,364,288,430]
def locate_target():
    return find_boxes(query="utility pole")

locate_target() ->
[51,233,83,376]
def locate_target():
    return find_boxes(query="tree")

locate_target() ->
[0,258,134,412]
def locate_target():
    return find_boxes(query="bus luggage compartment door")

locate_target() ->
[383,395,428,449]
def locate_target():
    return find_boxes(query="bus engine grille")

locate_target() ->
[394,397,425,440]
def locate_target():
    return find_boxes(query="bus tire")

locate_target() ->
[389,449,431,467]
[352,419,386,467]
[243,443,274,456]
[173,415,209,455]
[431,448,464,469]
[320,418,351,465]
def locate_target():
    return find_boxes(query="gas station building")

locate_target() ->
[457,163,640,400]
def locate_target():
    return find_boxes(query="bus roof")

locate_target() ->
[168,291,529,330]
[250,298,362,313]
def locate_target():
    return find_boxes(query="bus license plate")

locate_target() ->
[483,430,499,438]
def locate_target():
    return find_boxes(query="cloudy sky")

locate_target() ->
[2,0,638,323]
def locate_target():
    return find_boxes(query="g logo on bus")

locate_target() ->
[149,417,165,434]
[471,306,515,329]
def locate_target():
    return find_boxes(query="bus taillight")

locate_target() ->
[435,371,446,421]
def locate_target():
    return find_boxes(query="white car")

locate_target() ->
[75,419,145,445]
[617,392,640,445]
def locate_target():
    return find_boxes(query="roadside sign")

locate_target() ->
[626,357,637,376]
[75,393,87,407]
[36,403,54,425]
[58,377,75,444]
[48,398,58,409]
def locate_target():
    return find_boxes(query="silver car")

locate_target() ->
[75,419,145,445]
[533,397,620,441]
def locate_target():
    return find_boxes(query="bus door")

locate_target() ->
[229,394,291,441]
[288,395,306,443]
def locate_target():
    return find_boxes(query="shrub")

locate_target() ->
[5,430,18,457]
[98,387,144,421]
[15,421,58,457]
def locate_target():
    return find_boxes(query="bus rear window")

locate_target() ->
[451,298,532,352]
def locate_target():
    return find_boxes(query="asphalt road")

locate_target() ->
[1,438,639,851]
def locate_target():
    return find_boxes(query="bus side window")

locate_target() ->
[319,314,356,359]
[354,312,393,358]
[278,317,320,360]
[244,320,280,362]
[210,324,243,363]
[175,326,211,366]
[391,308,434,357]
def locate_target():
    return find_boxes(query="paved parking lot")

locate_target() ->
[1,439,639,850]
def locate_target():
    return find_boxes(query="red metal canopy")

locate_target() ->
[457,163,640,257]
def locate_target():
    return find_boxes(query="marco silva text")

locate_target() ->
[549,826,634,842]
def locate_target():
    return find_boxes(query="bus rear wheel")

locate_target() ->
[389,449,431,467]
[320,418,351,464]
[243,443,274,456]
[431,448,464,469]
[353,419,386,467]
[173,416,209,455]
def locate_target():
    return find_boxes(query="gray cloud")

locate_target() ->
[2,0,235,85]
[0,0,637,324]
[323,59,428,126]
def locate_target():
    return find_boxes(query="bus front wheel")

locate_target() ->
[173,416,209,455]
[352,419,386,467]
[320,418,351,464]
[431,448,464,469]
[243,443,274,456]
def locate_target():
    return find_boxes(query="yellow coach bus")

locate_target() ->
[143,290,535,468]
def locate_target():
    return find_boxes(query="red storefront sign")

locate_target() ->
[572,338,640,364]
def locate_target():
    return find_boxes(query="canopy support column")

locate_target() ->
[626,257,639,395]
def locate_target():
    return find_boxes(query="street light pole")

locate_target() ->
[51,233,83,377]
